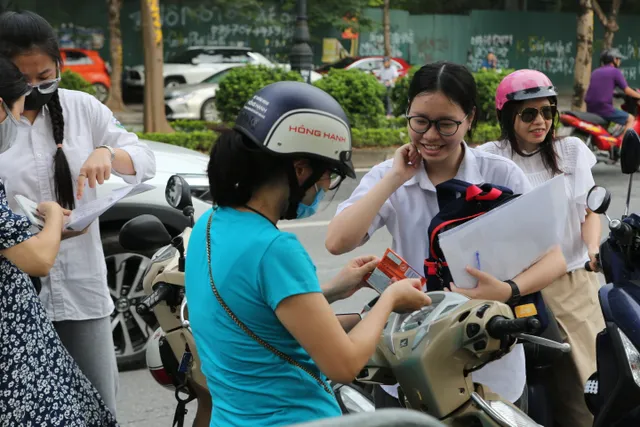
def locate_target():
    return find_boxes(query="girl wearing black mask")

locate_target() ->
[0,10,156,414]
[0,54,118,426]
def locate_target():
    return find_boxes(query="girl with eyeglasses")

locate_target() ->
[0,55,118,426]
[326,61,567,409]
[0,10,156,415]
[476,69,605,427]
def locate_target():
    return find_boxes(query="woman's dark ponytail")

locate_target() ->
[48,90,75,209]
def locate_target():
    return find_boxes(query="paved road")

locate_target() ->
[115,162,637,426]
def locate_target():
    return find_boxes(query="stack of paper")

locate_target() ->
[14,183,154,232]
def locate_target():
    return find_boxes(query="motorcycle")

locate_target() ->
[117,174,375,426]
[580,129,640,426]
[558,90,640,164]
[356,290,568,426]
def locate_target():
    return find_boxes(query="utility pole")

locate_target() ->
[289,0,313,83]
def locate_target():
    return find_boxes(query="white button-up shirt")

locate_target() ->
[0,89,156,321]
[335,143,532,403]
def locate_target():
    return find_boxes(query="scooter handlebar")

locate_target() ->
[136,283,173,315]
[486,316,541,340]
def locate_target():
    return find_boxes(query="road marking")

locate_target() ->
[355,167,371,173]
[280,220,332,229]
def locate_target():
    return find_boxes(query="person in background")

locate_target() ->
[481,51,498,71]
[585,48,640,138]
[0,10,156,415]
[478,69,605,427]
[326,61,567,409]
[0,54,118,427]
[379,56,399,118]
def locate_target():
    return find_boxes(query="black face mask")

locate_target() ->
[23,89,55,111]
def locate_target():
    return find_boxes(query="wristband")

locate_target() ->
[97,145,115,162]
[505,279,521,306]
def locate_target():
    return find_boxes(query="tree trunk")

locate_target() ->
[140,0,173,133]
[105,0,126,112]
[572,0,594,111]
[383,0,391,57]
[600,0,621,49]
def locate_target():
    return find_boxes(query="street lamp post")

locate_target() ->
[289,0,313,83]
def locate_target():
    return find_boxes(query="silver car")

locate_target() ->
[164,64,239,122]
[164,64,324,122]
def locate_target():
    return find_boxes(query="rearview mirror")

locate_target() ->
[119,214,172,251]
[165,175,193,211]
[620,129,640,174]
[586,185,612,214]
[333,383,375,414]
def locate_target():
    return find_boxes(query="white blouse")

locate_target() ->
[335,144,530,403]
[0,89,156,321]
[477,137,597,272]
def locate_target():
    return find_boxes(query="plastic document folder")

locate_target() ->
[438,174,568,289]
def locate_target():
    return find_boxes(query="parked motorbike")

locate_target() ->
[581,129,640,426]
[356,290,568,426]
[558,90,640,164]
[118,175,375,426]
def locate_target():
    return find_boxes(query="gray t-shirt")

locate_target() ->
[379,65,399,85]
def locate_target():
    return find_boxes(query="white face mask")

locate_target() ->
[0,102,19,154]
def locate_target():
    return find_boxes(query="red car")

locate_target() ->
[316,56,411,80]
[61,48,111,103]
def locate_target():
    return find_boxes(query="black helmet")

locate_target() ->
[601,48,626,65]
[234,81,355,179]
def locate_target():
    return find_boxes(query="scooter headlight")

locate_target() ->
[471,392,540,427]
[488,400,542,427]
[618,329,640,387]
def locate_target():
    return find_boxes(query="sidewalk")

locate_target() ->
[114,104,144,132]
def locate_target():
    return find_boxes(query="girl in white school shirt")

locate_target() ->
[326,62,567,409]
[0,10,156,414]
[476,69,605,427]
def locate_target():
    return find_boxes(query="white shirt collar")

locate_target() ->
[403,142,484,191]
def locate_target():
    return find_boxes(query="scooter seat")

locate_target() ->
[562,110,609,126]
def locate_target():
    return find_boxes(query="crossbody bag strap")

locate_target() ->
[205,212,332,394]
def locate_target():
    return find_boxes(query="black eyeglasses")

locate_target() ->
[518,105,557,123]
[406,114,468,137]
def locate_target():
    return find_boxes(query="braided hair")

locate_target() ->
[0,10,75,209]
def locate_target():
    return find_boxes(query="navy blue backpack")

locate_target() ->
[424,178,550,330]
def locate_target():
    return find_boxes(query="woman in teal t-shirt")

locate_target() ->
[185,81,431,427]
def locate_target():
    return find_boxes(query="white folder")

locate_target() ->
[438,174,568,289]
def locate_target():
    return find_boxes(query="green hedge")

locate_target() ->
[390,66,419,117]
[212,64,508,136]
[469,122,502,145]
[59,69,96,96]
[312,68,386,129]
[143,118,501,151]
[214,65,303,123]
[389,66,513,125]
[474,68,514,124]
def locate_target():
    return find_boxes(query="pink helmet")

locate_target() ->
[495,69,557,111]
